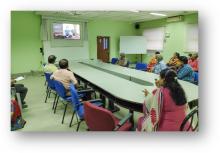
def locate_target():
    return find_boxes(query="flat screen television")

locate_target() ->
[52,23,80,40]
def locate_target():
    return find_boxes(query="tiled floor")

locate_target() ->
[19,73,142,132]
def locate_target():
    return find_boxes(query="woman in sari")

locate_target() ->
[139,68,188,131]
[167,52,181,68]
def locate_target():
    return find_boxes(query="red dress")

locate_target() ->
[158,88,187,131]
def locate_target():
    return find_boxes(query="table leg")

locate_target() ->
[108,99,120,113]
[129,109,135,130]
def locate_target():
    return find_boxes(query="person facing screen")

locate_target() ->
[147,51,160,72]
[167,52,180,67]
[188,53,198,72]
[152,54,167,74]
[44,55,58,73]
[140,68,188,131]
[51,59,78,96]
[117,53,128,67]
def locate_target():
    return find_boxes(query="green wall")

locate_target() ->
[11,11,43,74]
[87,20,137,62]
[11,12,198,74]
[137,13,198,63]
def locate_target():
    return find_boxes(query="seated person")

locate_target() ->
[167,52,180,67]
[188,53,198,72]
[147,51,160,72]
[44,55,58,73]
[51,59,78,96]
[140,69,189,131]
[188,53,192,60]
[152,55,167,74]
[11,99,26,131]
[117,53,128,67]
[176,56,194,82]
[11,79,28,108]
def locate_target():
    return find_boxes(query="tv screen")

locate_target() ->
[52,23,80,40]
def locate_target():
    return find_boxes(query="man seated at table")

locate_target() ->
[152,55,167,74]
[147,51,160,72]
[44,55,58,73]
[176,56,194,83]
[117,53,128,67]
[188,53,198,72]
[51,59,78,96]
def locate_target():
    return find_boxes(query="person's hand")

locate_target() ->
[142,89,149,97]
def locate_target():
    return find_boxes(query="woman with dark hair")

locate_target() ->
[167,52,181,67]
[139,68,188,131]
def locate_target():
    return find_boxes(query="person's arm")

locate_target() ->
[69,72,78,87]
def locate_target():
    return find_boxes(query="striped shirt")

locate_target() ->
[177,64,194,82]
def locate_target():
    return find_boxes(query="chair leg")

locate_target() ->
[44,88,49,103]
[48,89,51,98]
[76,121,81,132]
[62,104,68,124]
[52,94,57,110]
[54,96,59,114]
[93,92,97,99]
[69,111,75,127]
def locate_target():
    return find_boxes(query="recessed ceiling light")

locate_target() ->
[130,10,140,13]
[150,12,167,16]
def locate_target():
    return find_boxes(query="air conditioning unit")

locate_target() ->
[166,15,184,23]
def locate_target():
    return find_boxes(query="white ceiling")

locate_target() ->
[36,11,196,23]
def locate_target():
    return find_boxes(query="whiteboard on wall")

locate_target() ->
[120,36,147,54]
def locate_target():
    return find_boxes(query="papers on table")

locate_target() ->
[15,76,25,82]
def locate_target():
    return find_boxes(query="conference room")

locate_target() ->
[11,11,199,132]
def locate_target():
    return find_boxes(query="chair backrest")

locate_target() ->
[135,62,147,70]
[180,107,199,131]
[69,84,84,119]
[44,73,55,89]
[188,99,198,110]
[53,80,66,98]
[84,101,116,131]
[111,58,118,64]
[193,72,198,84]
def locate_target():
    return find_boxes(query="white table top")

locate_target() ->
[70,62,154,104]
[70,60,198,103]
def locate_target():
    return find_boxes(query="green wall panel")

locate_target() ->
[11,11,43,74]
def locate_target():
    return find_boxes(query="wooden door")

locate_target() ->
[97,36,110,63]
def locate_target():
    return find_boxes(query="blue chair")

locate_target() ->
[53,80,72,124]
[193,72,198,85]
[135,62,147,71]
[44,73,57,104]
[111,58,118,64]
[69,84,104,131]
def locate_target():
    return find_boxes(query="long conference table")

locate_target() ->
[69,59,198,115]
